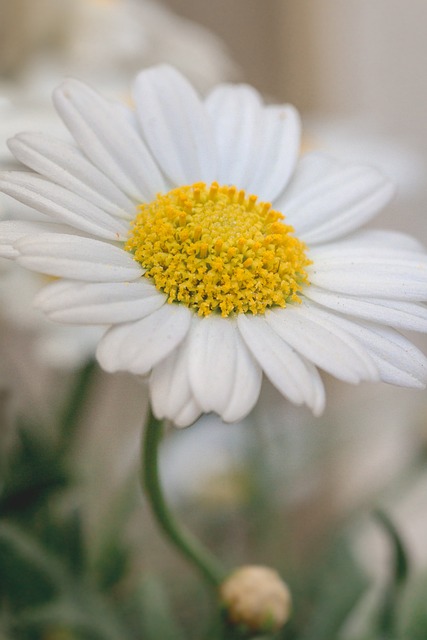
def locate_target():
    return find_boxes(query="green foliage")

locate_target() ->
[400,572,427,639]
[1,364,426,640]
[373,510,410,639]
[289,537,369,640]
[0,426,69,519]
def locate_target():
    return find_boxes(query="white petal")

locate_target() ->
[266,303,379,383]
[152,315,263,424]
[96,303,192,375]
[275,152,340,206]
[0,219,73,258]
[245,105,300,201]
[53,79,166,200]
[133,64,216,185]
[206,86,300,201]
[277,160,394,243]
[302,359,326,416]
[316,311,427,388]
[322,229,426,253]
[150,337,201,425]
[179,315,263,423]
[174,398,203,428]
[188,315,236,415]
[308,252,427,301]
[205,84,263,187]
[8,133,134,219]
[304,286,427,332]
[237,313,325,414]
[222,330,263,423]
[34,280,166,324]
[309,241,427,262]
[15,233,141,281]
[0,172,128,240]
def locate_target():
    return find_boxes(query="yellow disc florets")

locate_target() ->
[125,182,310,317]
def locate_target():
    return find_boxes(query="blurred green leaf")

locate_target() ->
[374,510,409,587]
[0,524,133,640]
[374,509,410,639]
[129,574,185,640]
[93,537,130,592]
[41,509,86,577]
[14,595,130,640]
[91,477,137,590]
[400,572,427,639]
[297,537,370,640]
[0,521,69,607]
[0,426,70,518]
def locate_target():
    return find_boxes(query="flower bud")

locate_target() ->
[219,565,292,634]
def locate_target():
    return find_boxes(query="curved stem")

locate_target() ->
[141,408,227,588]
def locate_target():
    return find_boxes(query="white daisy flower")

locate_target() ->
[1,65,427,427]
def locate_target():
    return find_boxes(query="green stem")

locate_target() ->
[141,408,227,588]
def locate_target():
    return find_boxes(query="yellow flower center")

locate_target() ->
[125,182,311,317]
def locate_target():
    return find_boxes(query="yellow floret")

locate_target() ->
[125,182,311,317]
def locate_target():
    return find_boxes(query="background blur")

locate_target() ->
[164,0,427,235]
[1,2,427,639]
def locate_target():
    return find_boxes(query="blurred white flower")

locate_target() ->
[62,0,239,93]
[0,0,238,97]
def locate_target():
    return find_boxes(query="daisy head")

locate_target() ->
[1,64,427,427]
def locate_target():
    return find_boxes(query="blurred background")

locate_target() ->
[1,1,427,639]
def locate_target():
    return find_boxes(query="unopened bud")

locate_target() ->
[219,565,292,634]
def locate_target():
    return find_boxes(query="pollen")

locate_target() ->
[125,182,311,317]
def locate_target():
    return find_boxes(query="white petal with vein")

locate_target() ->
[8,133,134,219]
[54,79,165,200]
[15,234,141,281]
[34,280,166,324]
[96,303,192,374]
[237,313,325,414]
[304,286,427,331]
[316,311,427,388]
[245,104,300,201]
[277,161,394,243]
[205,84,262,187]
[151,337,201,426]
[188,315,236,415]
[222,330,262,423]
[308,253,427,300]
[0,220,74,258]
[266,303,378,383]
[134,65,216,185]
[0,172,128,240]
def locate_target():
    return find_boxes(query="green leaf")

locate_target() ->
[297,537,370,640]
[400,572,427,639]
[13,598,127,640]
[0,427,70,518]
[41,509,86,577]
[0,522,131,640]
[90,474,139,590]
[94,539,130,592]
[129,574,185,640]
[374,510,409,586]
[0,521,69,608]
[373,509,410,638]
